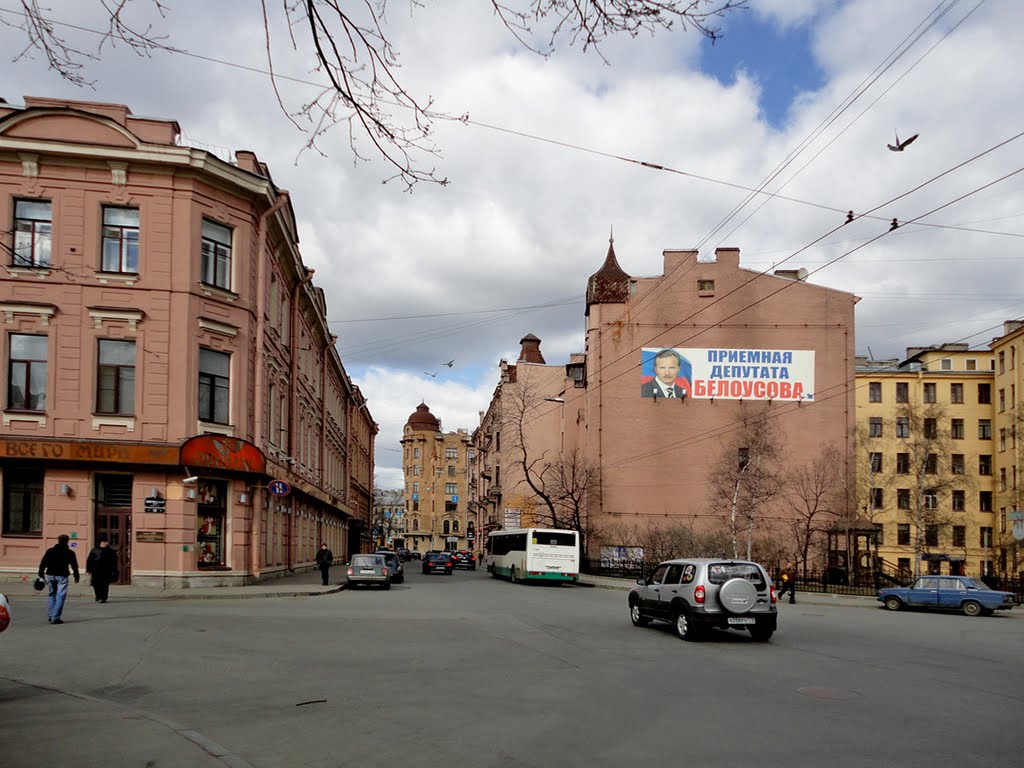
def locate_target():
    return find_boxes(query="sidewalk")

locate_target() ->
[0,568,343,603]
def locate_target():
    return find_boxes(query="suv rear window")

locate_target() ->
[707,562,767,589]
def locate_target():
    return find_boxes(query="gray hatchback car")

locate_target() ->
[346,554,391,590]
[628,558,777,641]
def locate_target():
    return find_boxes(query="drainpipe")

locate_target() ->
[320,335,337,481]
[286,267,315,571]
[252,191,289,579]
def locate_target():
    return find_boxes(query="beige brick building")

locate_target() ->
[0,97,375,587]
[401,404,474,555]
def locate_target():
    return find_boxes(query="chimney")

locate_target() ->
[714,247,740,268]
[518,334,545,364]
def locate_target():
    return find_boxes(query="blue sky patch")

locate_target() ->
[700,10,824,129]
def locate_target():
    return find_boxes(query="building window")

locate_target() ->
[414,447,420,459]
[980,526,993,547]
[452,520,459,533]
[952,490,965,511]
[951,419,964,439]
[445,483,457,495]
[940,358,952,371]
[101,206,140,273]
[96,339,136,415]
[448,465,456,477]
[895,382,908,403]
[979,419,992,440]
[738,447,750,470]
[924,418,937,439]
[925,453,938,474]
[697,279,714,292]
[445,447,458,459]
[1000,468,1008,491]
[412,482,419,494]
[2,466,43,535]
[7,334,47,411]
[951,454,965,474]
[200,219,232,290]
[923,383,936,403]
[868,382,882,402]
[198,348,230,424]
[950,383,963,404]
[869,452,883,473]
[978,383,991,404]
[966,359,977,371]
[896,453,909,474]
[197,480,227,568]
[979,455,992,476]
[869,417,883,438]
[998,351,1005,375]
[979,491,993,513]
[12,199,52,267]
[443,520,450,535]
[924,491,937,510]
[897,489,910,509]
[897,523,910,545]
[445,501,457,512]
[925,525,939,546]
[999,428,1007,452]
[870,488,883,509]
[999,389,1005,412]
[413,465,421,476]
[952,525,965,547]
[896,418,910,438]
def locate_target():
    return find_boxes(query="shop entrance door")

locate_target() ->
[95,474,133,584]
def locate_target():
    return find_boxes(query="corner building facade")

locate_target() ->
[0,97,375,587]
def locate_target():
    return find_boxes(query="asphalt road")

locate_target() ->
[2,566,1022,768]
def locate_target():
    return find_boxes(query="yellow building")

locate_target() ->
[990,321,1024,577]
[856,344,996,579]
[400,404,474,555]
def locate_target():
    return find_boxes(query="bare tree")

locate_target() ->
[885,400,967,578]
[606,519,730,574]
[4,0,746,188]
[996,408,1024,577]
[706,403,785,560]
[784,443,845,577]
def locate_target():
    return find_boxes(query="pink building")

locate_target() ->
[0,97,375,587]
[473,240,858,564]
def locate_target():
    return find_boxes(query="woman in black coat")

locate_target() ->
[86,534,119,603]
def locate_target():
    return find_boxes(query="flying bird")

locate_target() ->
[424,370,438,378]
[444,360,455,367]
[887,131,919,152]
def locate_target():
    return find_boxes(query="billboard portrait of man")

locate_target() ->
[640,348,691,398]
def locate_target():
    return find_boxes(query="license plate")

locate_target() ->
[728,617,756,625]
[360,569,374,574]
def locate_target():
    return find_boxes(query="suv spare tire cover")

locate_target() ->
[718,578,757,614]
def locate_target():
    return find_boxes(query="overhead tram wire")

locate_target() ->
[569,130,1024,408]
[712,0,986,251]
[5,5,1012,242]
[516,142,1024,439]
[328,295,582,324]
[695,0,964,254]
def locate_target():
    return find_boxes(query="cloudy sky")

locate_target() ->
[2,0,1021,489]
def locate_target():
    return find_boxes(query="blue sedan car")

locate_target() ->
[878,576,1016,617]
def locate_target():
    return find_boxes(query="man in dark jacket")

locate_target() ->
[86,533,119,603]
[315,542,333,586]
[38,534,80,624]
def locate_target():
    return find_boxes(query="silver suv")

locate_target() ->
[628,558,777,642]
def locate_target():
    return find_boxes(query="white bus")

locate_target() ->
[485,528,580,584]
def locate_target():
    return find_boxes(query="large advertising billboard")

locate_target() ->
[640,347,814,402]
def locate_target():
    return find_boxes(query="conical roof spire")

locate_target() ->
[586,231,630,311]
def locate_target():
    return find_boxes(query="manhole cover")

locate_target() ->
[797,687,863,701]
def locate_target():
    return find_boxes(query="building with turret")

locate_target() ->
[401,404,474,555]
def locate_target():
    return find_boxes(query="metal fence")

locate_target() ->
[582,559,1024,603]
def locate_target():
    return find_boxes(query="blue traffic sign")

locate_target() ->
[268,479,291,497]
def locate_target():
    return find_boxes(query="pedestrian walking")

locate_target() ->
[38,534,80,624]
[777,562,797,604]
[315,542,334,586]
[86,533,119,603]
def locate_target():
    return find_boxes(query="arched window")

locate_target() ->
[453,520,459,532]
[413,518,419,531]
[443,520,450,535]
